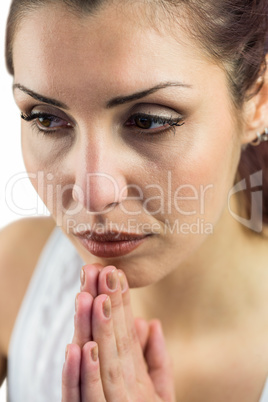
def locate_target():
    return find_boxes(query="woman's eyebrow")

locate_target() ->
[13,83,69,109]
[13,81,192,110]
[106,81,192,108]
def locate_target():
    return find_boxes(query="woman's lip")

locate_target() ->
[75,235,150,258]
[73,230,149,242]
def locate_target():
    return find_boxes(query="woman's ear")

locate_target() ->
[241,56,268,145]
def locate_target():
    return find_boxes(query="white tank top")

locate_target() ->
[260,381,268,402]
[6,226,268,401]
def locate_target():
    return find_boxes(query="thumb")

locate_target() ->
[145,320,176,402]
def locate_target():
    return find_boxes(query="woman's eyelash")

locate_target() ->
[21,112,72,135]
[20,111,185,137]
[126,113,185,127]
[21,112,71,126]
[21,112,55,122]
[21,112,63,121]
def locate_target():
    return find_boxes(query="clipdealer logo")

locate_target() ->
[228,170,263,233]
[5,171,213,219]
[66,217,213,236]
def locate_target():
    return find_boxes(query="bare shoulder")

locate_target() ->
[0,216,55,261]
[0,216,55,357]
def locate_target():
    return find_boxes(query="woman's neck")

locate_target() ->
[131,205,268,339]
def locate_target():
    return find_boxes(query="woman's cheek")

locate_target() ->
[21,129,72,218]
[21,124,74,168]
[165,125,240,228]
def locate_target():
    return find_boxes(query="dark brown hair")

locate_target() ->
[5,0,268,230]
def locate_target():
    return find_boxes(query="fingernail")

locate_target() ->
[106,269,118,291]
[75,293,80,312]
[103,296,111,318]
[80,267,85,287]
[91,345,98,362]
[65,345,69,361]
[118,271,127,292]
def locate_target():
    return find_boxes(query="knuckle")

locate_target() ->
[116,335,131,355]
[110,295,122,310]
[104,363,122,384]
[101,323,114,339]
[82,371,100,386]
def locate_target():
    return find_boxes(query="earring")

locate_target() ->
[251,128,268,146]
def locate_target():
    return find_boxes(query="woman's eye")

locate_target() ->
[125,113,184,132]
[37,115,64,129]
[21,112,72,132]
[21,111,184,136]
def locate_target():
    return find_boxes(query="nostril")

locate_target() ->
[106,202,119,209]
[84,200,119,214]
[72,184,84,204]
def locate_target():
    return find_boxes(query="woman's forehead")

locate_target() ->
[12,1,202,68]
[12,1,225,109]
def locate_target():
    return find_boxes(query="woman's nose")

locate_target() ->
[71,136,128,214]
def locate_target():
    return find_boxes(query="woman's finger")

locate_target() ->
[80,341,106,402]
[80,263,103,297]
[145,320,176,402]
[62,343,81,402]
[117,270,148,377]
[92,293,128,401]
[72,291,94,347]
[98,267,137,386]
[72,263,103,347]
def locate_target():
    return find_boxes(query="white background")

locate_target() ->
[0,1,47,399]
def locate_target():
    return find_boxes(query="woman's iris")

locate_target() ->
[135,116,158,129]
[38,117,54,128]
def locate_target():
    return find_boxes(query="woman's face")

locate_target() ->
[13,2,242,286]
